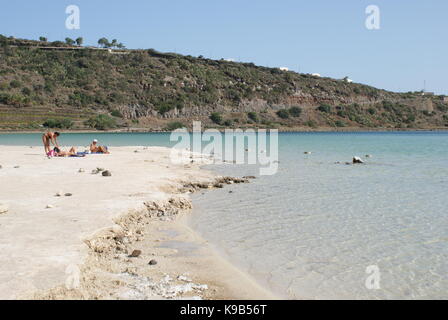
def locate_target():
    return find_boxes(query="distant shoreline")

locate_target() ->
[0,127,447,134]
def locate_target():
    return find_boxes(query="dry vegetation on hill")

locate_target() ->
[1,35,447,131]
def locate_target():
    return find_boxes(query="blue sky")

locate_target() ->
[1,0,447,94]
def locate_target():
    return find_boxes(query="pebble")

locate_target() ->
[0,165,2,169]
[14,165,20,168]
[148,259,158,265]
[102,170,112,177]
[304,151,312,155]
[46,204,54,209]
[64,193,73,197]
[353,156,364,164]
[55,191,63,197]
[78,168,85,173]
[177,275,190,282]
[129,249,142,258]
[0,203,9,214]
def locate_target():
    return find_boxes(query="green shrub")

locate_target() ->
[305,120,317,128]
[164,121,186,131]
[288,106,302,117]
[436,103,448,112]
[276,109,289,119]
[210,112,223,124]
[110,109,123,118]
[84,114,117,130]
[317,104,331,113]
[405,114,416,123]
[43,118,74,129]
[21,87,31,96]
[367,108,376,115]
[10,80,21,88]
[247,112,258,122]
[335,120,346,127]
[223,119,233,126]
[69,91,94,107]
[0,93,31,106]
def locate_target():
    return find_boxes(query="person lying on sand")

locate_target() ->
[89,139,110,154]
[42,131,60,155]
[51,147,82,157]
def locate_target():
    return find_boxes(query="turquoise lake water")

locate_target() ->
[1,132,447,299]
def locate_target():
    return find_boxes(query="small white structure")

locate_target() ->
[279,67,289,71]
[311,73,321,77]
[343,77,353,83]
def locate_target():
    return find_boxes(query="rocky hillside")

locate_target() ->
[1,35,447,131]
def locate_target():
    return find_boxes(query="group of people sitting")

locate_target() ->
[42,132,109,157]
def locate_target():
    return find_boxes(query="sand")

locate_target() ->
[0,145,276,300]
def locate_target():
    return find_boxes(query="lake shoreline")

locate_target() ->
[1,127,448,134]
[0,146,276,300]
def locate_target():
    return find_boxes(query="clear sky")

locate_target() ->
[1,0,447,94]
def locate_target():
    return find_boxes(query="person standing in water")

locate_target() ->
[42,131,60,155]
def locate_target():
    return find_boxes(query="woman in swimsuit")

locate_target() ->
[42,131,60,155]
[89,139,110,154]
[53,147,78,157]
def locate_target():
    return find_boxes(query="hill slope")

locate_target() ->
[1,35,447,131]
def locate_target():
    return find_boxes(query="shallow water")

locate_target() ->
[189,132,448,299]
[1,132,447,299]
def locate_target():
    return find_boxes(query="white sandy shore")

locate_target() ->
[0,146,276,300]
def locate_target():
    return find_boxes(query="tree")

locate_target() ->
[98,37,110,48]
[116,43,125,49]
[75,37,83,46]
[110,39,118,48]
[39,36,47,42]
[65,37,75,45]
